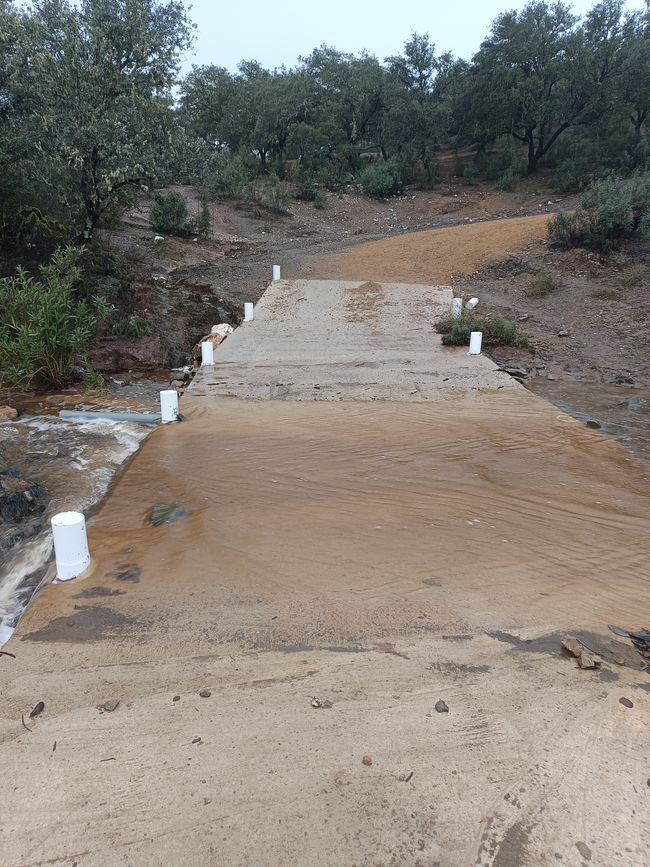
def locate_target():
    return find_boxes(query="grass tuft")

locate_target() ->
[437,310,530,349]
[527,274,561,298]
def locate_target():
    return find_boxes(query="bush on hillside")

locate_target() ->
[360,160,402,199]
[203,150,258,200]
[150,191,192,235]
[0,246,96,390]
[247,175,291,213]
[548,175,650,253]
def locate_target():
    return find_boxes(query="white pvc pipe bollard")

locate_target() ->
[201,340,214,365]
[272,265,281,282]
[51,511,91,581]
[468,331,483,356]
[244,302,254,322]
[451,298,463,319]
[160,389,179,424]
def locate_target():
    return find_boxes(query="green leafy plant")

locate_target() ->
[82,363,104,391]
[360,160,402,199]
[0,246,95,390]
[111,315,149,337]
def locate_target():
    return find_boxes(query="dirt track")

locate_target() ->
[311,214,551,283]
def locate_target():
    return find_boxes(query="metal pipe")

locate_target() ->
[59,410,161,425]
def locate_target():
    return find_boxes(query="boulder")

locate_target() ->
[0,406,18,421]
[86,336,172,372]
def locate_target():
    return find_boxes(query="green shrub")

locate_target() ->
[360,160,402,199]
[496,169,520,191]
[195,203,212,239]
[150,191,192,236]
[438,310,530,349]
[312,189,327,209]
[316,161,352,192]
[248,175,291,213]
[203,150,258,199]
[527,274,561,298]
[549,176,650,253]
[82,364,104,391]
[548,210,592,248]
[0,246,95,390]
[462,163,479,184]
[111,315,149,337]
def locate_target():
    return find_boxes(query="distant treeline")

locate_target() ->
[1,0,649,251]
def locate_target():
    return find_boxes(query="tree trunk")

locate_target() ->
[526,130,538,175]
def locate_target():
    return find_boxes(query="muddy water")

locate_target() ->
[528,379,650,465]
[18,391,650,664]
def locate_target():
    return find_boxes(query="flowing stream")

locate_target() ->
[0,387,162,641]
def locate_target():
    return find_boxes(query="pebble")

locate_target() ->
[435,700,449,713]
[173,695,181,702]
[546,374,556,381]
[29,701,45,718]
[586,420,601,429]
[557,329,571,337]
[619,697,634,709]
[362,755,373,766]
[102,699,120,713]
[199,689,211,698]
[0,406,18,420]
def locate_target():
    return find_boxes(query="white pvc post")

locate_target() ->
[201,341,214,366]
[160,389,179,424]
[465,297,479,311]
[244,303,254,322]
[272,265,281,282]
[51,511,91,581]
[451,298,463,319]
[468,331,483,356]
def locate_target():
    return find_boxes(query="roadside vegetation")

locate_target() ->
[437,311,531,349]
[548,176,650,253]
[527,274,562,298]
[0,0,648,388]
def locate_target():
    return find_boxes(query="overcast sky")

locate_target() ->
[184,0,647,72]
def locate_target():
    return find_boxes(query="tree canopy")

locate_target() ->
[1,0,649,253]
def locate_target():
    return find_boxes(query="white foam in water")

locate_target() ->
[0,415,149,634]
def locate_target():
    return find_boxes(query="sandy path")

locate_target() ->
[311,214,551,283]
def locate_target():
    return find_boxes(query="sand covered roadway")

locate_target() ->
[2,273,649,864]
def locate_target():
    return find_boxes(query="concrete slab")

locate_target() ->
[190,279,518,400]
